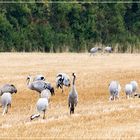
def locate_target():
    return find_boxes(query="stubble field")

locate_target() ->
[0,53,140,139]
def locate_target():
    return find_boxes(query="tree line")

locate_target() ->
[0,0,140,52]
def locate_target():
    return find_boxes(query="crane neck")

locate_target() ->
[72,76,76,86]
[71,76,76,93]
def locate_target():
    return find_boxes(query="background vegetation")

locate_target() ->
[0,0,139,52]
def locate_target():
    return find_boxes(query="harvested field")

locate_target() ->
[0,53,140,139]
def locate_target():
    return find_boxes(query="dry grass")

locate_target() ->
[0,53,140,139]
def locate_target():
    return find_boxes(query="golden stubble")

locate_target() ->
[0,53,140,138]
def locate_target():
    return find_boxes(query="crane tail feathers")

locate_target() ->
[70,104,74,114]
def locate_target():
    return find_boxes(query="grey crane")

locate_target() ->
[56,73,70,93]
[0,84,17,96]
[109,81,121,101]
[27,76,55,96]
[68,73,78,114]
[30,89,52,120]
[30,98,49,120]
[104,46,113,53]
[1,92,12,115]
[130,81,138,95]
[125,83,133,99]
[90,47,102,56]
[129,80,140,98]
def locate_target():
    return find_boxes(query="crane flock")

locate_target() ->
[0,73,139,121]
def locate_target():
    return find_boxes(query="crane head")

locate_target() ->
[11,84,17,93]
[72,73,76,77]
[27,75,31,81]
